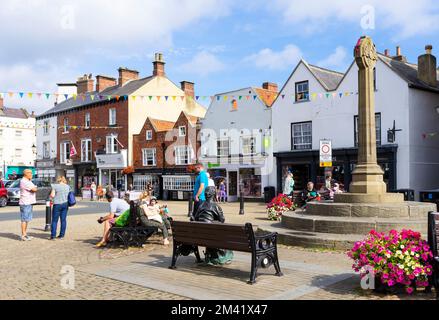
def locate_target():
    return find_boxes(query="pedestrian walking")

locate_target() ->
[49,176,71,240]
[19,169,38,241]
[218,179,227,203]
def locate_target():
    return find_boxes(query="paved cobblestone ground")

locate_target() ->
[0,201,435,300]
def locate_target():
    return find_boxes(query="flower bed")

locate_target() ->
[348,229,434,294]
[267,194,294,221]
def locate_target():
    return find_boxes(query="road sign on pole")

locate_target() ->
[320,140,332,167]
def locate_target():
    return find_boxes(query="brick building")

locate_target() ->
[36,53,206,194]
[132,111,201,199]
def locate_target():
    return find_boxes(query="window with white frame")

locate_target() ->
[81,139,92,162]
[291,122,312,150]
[0,129,3,136]
[179,126,186,137]
[295,81,309,102]
[60,142,71,164]
[0,148,3,159]
[146,130,153,141]
[175,145,192,165]
[43,120,49,135]
[241,136,257,155]
[15,130,22,137]
[85,113,91,129]
[142,148,156,166]
[14,148,22,158]
[106,134,119,154]
[217,139,230,157]
[63,118,69,133]
[43,142,50,159]
[162,175,195,191]
[109,108,116,126]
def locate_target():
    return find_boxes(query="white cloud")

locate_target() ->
[317,46,348,70]
[178,51,225,77]
[272,0,439,39]
[243,44,302,70]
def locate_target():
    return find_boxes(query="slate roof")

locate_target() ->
[378,53,439,93]
[38,76,154,118]
[307,64,344,91]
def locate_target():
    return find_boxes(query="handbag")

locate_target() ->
[68,191,76,207]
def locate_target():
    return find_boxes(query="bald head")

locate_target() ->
[23,169,33,180]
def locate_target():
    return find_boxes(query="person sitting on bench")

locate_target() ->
[139,197,170,245]
[96,191,130,247]
[192,186,234,265]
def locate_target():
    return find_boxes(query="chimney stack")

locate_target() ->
[181,81,195,98]
[262,82,278,92]
[0,96,3,108]
[418,45,437,87]
[384,49,389,57]
[97,75,117,92]
[118,68,139,87]
[77,74,95,95]
[392,46,407,62]
[153,53,165,77]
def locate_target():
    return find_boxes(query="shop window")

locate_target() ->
[240,168,262,198]
[295,81,309,102]
[163,175,194,191]
[142,148,156,166]
[354,113,381,147]
[291,122,312,150]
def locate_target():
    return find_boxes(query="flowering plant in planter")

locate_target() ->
[121,166,135,175]
[348,229,434,294]
[267,194,294,221]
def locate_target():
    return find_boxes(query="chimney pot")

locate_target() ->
[153,53,166,77]
[0,96,3,108]
[396,46,401,56]
[426,45,433,54]
[384,49,389,56]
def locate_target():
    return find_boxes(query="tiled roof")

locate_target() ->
[0,107,30,119]
[254,88,277,107]
[149,118,175,132]
[307,64,344,91]
[38,76,154,118]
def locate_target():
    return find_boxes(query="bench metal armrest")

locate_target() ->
[254,232,278,241]
[435,256,439,264]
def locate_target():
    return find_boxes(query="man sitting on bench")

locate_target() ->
[192,186,234,265]
[96,191,130,247]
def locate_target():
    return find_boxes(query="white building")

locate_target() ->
[271,46,439,200]
[200,83,277,201]
[0,97,36,179]
[35,83,77,182]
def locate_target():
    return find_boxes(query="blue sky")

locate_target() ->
[1,0,439,114]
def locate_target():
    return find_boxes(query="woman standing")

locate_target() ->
[218,179,227,203]
[49,176,71,240]
[283,171,295,197]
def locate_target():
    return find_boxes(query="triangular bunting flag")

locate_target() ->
[64,94,69,100]
[8,92,14,98]
[90,95,95,101]
[253,95,257,100]
[27,93,33,98]
[45,93,51,99]
[19,92,24,98]
[172,96,176,101]
[157,96,161,101]
[149,96,153,101]
[180,96,185,101]
[165,96,169,101]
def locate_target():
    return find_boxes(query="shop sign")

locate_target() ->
[96,150,128,169]
[36,160,54,168]
[66,170,75,178]
[320,140,332,167]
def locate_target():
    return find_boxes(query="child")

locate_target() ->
[218,179,227,203]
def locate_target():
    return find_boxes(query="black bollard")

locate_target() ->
[44,199,51,232]
[188,192,194,217]
[239,192,245,215]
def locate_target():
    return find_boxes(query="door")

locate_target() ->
[227,171,238,202]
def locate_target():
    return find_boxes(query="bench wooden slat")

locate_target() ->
[173,236,252,252]
[172,226,249,239]
[173,230,250,243]
[172,221,248,232]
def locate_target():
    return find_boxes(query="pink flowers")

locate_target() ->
[348,229,434,294]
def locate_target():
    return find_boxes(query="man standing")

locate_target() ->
[19,169,37,241]
[192,163,208,218]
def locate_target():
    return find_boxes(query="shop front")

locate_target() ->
[96,150,128,192]
[275,145,398,195]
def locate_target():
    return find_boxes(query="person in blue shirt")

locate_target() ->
[192,163,208,217]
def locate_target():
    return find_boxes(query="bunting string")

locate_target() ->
[0,91,359,103]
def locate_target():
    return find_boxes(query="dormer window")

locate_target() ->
[146,130,153,141]
[295,81,309,102]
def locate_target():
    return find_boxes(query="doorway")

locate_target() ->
[227,171,238,201]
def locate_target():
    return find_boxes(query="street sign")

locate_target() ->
[320,140,332,167]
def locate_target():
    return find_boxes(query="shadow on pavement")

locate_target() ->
[0,232,21,241]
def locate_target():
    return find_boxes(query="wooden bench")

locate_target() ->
[109,201,157,248]
[169,220,283,284]
[428,211,439,299]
